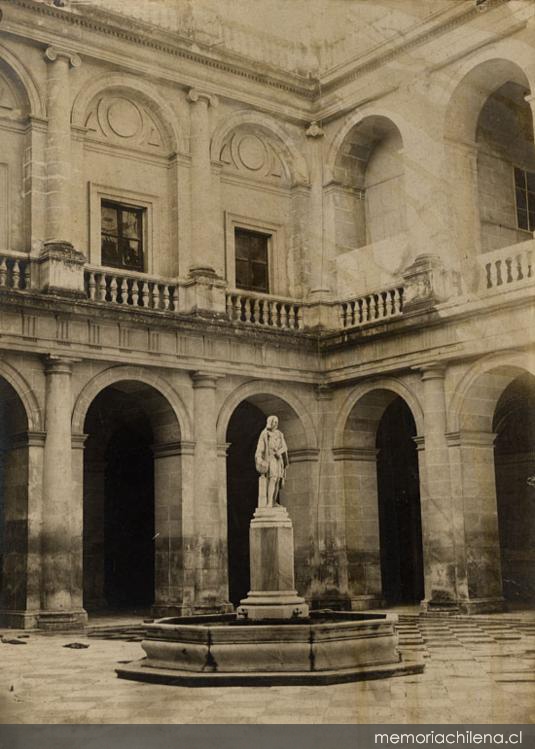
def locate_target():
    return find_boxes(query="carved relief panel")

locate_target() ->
[84,94,167,152]
[219,128,289,185]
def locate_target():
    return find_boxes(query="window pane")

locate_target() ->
[529,212,535,232]
[528,192,535,213]
[527,171,535,192]
[120,238,143,270]
[514,167,526,188]
[102,234,120,266]
[516,188,527,211]
[251,261,268,292]
[250,234,268,261]
[101,206,118,235]
[122,209,141,239]
[235,232,250,260]
[235,258,250,288]
[517,209,529,230]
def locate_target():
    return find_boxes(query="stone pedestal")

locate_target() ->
[237,505,309,620]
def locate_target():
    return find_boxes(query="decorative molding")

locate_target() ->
[187,88,218,108]
[44,46,81,69]
[446,431,497,448]
[332,446,378,461]
[288,447,320,463]
[305,121,325,138]
[71,432,88,450]
[10,430,46,449]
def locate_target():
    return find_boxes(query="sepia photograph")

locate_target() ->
[0,0,534,732]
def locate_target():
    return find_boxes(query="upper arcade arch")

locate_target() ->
[0,360,42,433]
[71,72,187,155]
[71,366,193,441]
[210,110,309,186]
[0,43,44,119]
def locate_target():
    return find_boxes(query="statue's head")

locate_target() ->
[266,415,278,430]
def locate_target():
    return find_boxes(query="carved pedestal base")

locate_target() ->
[237,505,309,621]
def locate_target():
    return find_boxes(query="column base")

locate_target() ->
[457,597,506,615]
[420,599,460,615]
[37,609,88,630]
[237,590,309,620]
[0,609,40,629]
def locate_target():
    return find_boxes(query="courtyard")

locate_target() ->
[1,612,535,724]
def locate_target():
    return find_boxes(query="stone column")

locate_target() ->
[419,364,459,611]
[44,46,81,244]
[39,47,85,296]
[305,122,328,298]
[191,371,230,611]
[186,89,220,276]
[39,356,87,629]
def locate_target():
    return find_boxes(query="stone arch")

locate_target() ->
[325,108,411,185]
[210,110,309,185]
[334,377,424,450]
[72,365,192,441]
[71,72,187,154]
[217,379,317,450]
[0,43,44,119]
[0,359,42,432]
[444,55,532,144]
[449,352,535,434]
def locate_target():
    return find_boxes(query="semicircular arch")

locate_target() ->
[0,359,42,432]
[0,43,44,118]
[71,72,187,154]
[217,380,317,450]
[72,366,193,441]
[333,376,424,450]
[211,110,309,185]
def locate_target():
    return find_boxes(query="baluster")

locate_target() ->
[495,260,503,286]
[248,297,255,324]
[505,257,513,284]
[526,249,533,279]
[280,303,289,328]
[515,253,524,281]
[131,279,139,306]
[294,305,302,330]
[141,281,149,308]
[226,294,233,319]
[267,300,274,326]
[230,294,239,322]
[485,262,492,289]
[12,260,20,290]
[0,257,7,288]
[162,284,170,311]
[339,303,347,328]
[169,286,177,312]
[393,288,402,315]
[97,274,106,301]
[24,262,31,290]
[88,272,96,301]
[110,276,118,303]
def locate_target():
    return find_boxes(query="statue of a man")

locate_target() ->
[255,415,289,508]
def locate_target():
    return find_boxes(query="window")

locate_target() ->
[101,201,145,272]
[235,228,270,293]
[514,167,535,232]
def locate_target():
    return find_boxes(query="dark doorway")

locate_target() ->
[226,401,265,606]
[84,386,155,611]
[376,397,424,605]
[494,373,535,603]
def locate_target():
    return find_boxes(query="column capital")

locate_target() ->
[43,354,80,375]
[418,362,447,382]
[71,433,88,450]
[305,121,325,138]
[44,46,81,68]
[187,88,218,108]
[191,370,224,389]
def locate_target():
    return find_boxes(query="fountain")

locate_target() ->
[117,415,424,686]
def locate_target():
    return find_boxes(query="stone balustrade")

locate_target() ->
[226,290,303,330]
[479,239,534,292]
[0,251,32,291]
[338,286,404,329]
[84,266,181,312]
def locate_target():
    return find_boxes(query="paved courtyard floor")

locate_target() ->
[1,613,535,724]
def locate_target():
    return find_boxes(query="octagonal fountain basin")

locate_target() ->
[116,610,424,686]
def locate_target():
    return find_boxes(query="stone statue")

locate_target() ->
[255,415,289,508]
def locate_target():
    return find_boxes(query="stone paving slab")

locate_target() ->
[0,615,535,724]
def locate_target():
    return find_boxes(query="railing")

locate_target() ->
[0,251,32,291]
[480,240,534,292]
[226,290,303,330]
[84,267,180,312]
[338,286,404,329]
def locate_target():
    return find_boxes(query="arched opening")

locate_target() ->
[225,393,310,607]
[83,380,181,615]
[493,372,535,605]
[342,387,423,609]
[0,377,30,618]
[377,397,424,605]
[333,116,407,298]
[476,79,534,253]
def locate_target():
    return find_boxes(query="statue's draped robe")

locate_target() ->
[255,428,289,506]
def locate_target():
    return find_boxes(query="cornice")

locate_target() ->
[5,0,317,101]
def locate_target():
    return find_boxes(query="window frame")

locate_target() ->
[513,166,535,234]
[234,227,271,294]
[100,200,145,273]
[89,183,159,273]
[224,212,286,296]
